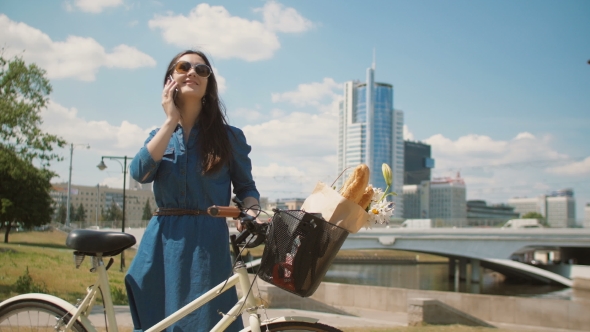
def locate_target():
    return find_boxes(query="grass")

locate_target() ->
[0,229,134,304]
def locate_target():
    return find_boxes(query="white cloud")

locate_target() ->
[255,0,313,33]
[212,66,226,93]
[403,124,414,140]
[66,0,124,13]
[42,100,149,153]
[243,109,339,198]
[0,14,156,81]
[547,157,590,176]
[148,2,312,61]
[229,107,264,122]
[271,78,341,107]
[418,131,586,205]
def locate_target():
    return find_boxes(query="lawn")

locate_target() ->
[0,228,134,304]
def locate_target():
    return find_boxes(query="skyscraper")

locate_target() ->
[337,64,404,218]
[404,140,435,185]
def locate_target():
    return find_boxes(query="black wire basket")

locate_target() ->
[257,210,349,297]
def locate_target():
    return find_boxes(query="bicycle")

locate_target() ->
[0,198,346,332]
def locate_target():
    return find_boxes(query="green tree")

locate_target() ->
[69,203,76,222]
[105,200,123,227]
[56,202,67,224]
[75,203,86,223]
[0,53,65,165]
[142,198,153,220]
[521,211,549,227]
[0,147,54,242]
[0,53,65,242]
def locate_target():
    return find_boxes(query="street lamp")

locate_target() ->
[66,143,90,228]
[97,155,129,271]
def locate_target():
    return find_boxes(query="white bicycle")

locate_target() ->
[0,198,347,332]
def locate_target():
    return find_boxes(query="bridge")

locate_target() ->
[340,227,590,287]
[118,225,590,287]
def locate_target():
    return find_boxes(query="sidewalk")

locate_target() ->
[87,306,590,331]
[88,305,408,329]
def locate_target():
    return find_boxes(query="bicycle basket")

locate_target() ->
[257,210,349,297]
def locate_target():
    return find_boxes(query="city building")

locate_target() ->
[507,188,576,228]
[466,200,519,227]
[402,173,467,227]
[51,183,156,229]
[337,63,404,217]
[546,195,576,228]
[266,198,305,211]
[507,196,547,217]
[404,140,435,185]
[402,181,430,219]
[429,175,467,227]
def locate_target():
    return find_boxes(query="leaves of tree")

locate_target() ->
[0,52,65,166]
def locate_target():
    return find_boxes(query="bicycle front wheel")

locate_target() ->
[258,321,342,331]
[0,299,88,332]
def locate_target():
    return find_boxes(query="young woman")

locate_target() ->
[125,50,260,331]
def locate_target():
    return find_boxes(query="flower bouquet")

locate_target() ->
[364,163,396,228]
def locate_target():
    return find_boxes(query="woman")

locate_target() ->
[125,50,259,332]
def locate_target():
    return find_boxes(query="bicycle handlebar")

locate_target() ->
[207,205,242,218]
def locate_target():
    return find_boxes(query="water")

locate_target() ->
[323,263,590,301]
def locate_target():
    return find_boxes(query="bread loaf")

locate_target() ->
[357,185,374,210]
[339,164,370,204]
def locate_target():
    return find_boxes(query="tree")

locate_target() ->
[521,212,549,227]
[75,203,87,223]
[0,147,54,242]
[0,53,65,165]
[0,53,65,242]
[104,200,123,227]
[142,199,153,220]
[56,203,67,224]
[69,203,76,222]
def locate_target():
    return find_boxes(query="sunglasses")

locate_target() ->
[173,61,212,78]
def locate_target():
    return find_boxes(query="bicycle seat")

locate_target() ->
[66,229,137,257]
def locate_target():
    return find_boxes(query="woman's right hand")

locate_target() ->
[162,77,181,123]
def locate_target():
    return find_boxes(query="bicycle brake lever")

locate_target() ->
[232,196,244,209]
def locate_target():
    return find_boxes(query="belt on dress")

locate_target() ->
[153,208,209,216]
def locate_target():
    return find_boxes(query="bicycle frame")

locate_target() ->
[64,255,267,332]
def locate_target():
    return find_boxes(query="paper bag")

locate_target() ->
[301,182,369,233]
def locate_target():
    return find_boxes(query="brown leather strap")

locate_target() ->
[153,208,208,216]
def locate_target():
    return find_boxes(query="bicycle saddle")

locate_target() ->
[66,229,136,257]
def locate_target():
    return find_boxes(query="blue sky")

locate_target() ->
[1,0,589,222]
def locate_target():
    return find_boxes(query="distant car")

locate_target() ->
[501,219,543,229]
[88,226,100,230]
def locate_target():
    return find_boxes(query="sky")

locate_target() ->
[1,0,589,223]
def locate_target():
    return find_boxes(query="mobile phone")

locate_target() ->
[169,75,178,93]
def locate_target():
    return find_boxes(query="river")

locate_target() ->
[323,262,590,301]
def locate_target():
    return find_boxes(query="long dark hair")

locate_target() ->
[164,50,232,175]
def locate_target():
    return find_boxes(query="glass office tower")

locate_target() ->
[337,65,404,218]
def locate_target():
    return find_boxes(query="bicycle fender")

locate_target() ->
[0,293,97,332]
[239,316,320,331]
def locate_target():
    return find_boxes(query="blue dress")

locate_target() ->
[125,125,259,332]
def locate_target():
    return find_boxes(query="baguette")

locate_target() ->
[339,164,370,204]
[357,185,374,210]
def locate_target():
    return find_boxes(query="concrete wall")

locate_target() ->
[254,280,590,331]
